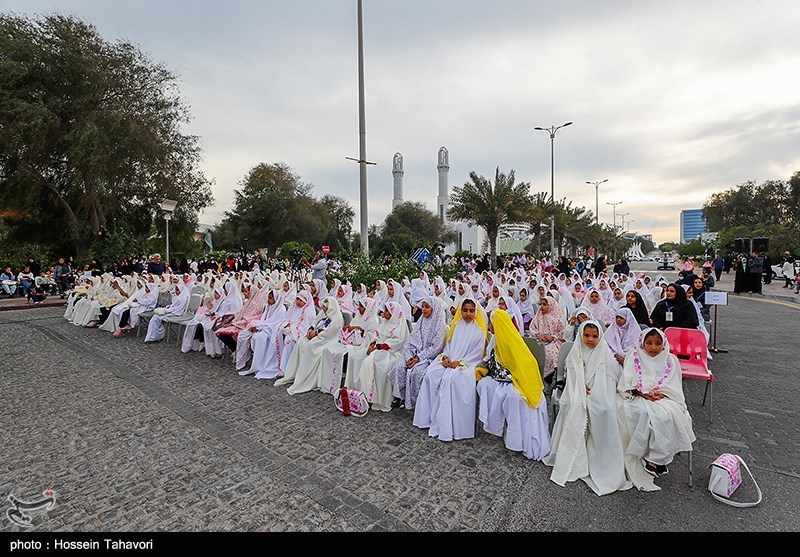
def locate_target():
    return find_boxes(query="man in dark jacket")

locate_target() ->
[746,252,764,293]
[53,257,72,298]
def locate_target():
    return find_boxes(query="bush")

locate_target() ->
[329,249,462,289]
[278,241,315,259]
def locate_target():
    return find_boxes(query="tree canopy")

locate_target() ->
[702,172,800,257]
[213,162,354,255]
[0,13,213,260]
[375,201,457,256]
[448,168,534,268]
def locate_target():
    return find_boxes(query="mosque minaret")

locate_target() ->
[392,152,404,209]
[437,146,449,222]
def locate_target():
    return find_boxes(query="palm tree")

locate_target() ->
[448,167,533,270]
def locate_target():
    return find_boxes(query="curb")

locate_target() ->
[0,300,67,312]
[719,290,800,307]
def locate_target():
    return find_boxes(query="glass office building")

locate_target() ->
[680,209,708,244]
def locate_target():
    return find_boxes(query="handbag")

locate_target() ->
[212,314,235,332]
[708,453,762,507]
[334,387,369,417]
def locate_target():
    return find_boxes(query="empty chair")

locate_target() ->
[664,327,714,419]
[522,336,547,381]
[163,287,205,343]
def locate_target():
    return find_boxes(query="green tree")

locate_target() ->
[447,168,533,270]
[215,162,343,254]
[659,242,677,252]
[320,195,355,251]
[375,201,456,256]
[0,14,213,260]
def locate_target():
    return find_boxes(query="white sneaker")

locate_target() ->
[238,369,255,376]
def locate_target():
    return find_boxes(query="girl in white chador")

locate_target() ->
[477,309,550,460]
[323,296,381,395]
[144,283,190,342]
[617,327,696,490]
[543,320,632,496]
[249,290,316,380]
[275,296,344,395]
[100,276,159,336]
[355,300,410,412]
[413,297,487,442]
[389,297,448,410]
[181,284,223,354]
[235,289,287,373]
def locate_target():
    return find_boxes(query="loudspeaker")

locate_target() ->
[753,237,769,253]
[734,238,748,253]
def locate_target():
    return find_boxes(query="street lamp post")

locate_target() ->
[534,121,572,258]
[619,212,630,232]
[606,201,622,260]
[586,179,608,225]
[160,199,178,269]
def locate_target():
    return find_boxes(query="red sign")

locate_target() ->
[588,248,596,255]
[322,245,330,254]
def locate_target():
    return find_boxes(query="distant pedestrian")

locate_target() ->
[712,253,725,281]
[746,252,764,294]
[781,255,796,288]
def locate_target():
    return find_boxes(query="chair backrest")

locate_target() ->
[556,341,573,384]
[156,291,170,307]
[522,337,547,378]
[185,292,204,315]
[639,323,649,331]
[664,327,708,366]
[342,312,353,327]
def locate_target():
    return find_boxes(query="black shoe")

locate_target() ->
[642,459,659,477]
[390,397,404,409]
[656,464,669,476]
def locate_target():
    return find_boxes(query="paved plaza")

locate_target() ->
[2,275,799,532]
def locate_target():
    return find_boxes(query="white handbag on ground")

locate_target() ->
[708,453,762,507]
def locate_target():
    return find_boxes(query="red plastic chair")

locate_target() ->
[664,327,713,420]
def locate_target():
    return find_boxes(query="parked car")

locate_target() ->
[657,256,676,270]
[771,261,800,280]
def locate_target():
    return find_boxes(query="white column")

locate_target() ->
[437,146,449,222]
[392,152,404,209]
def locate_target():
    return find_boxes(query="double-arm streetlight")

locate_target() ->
[606,200,623,260]
[586,179,608,225]
[619,212,630,232]
[534,121,572,258]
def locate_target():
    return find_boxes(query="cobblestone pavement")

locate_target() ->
[1,295,798,532]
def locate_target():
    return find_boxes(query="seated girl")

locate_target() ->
[617,327,696,491]
[356,301,410,412]
[389,297,448,410]
[543,320,632,496]
[275,296,344,395]
[477,309,550,460]
[413,298,487,441]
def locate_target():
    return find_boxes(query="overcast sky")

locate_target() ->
[4,0,800,244]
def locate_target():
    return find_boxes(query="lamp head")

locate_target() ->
[160,199,178,213]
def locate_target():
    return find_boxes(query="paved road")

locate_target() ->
[1,292,798,532]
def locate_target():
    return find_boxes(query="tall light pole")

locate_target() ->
[160,199,178,268]
[619,211,630,232]
[586,179,607,225]
[356,0,369,255]
[606,201,622,260]
[534,121,572,258]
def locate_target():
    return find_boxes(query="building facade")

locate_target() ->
[680,209,708,244]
